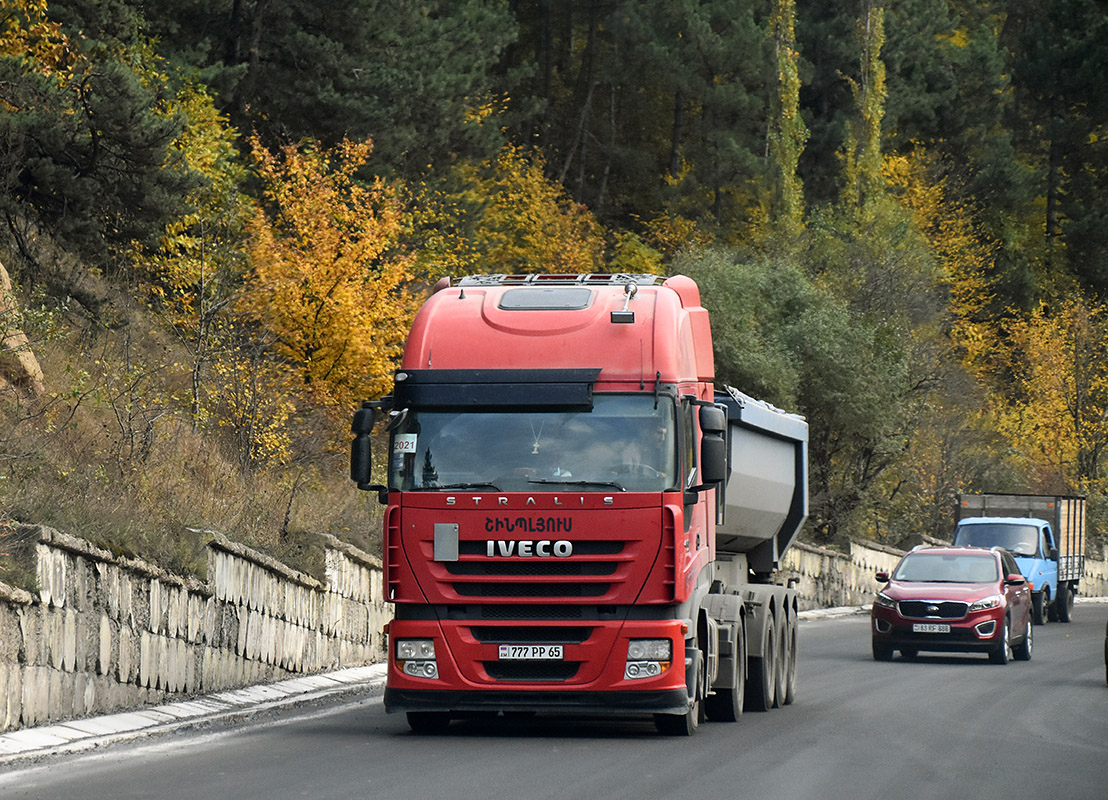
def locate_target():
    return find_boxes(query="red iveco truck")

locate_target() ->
[351,273,808,735]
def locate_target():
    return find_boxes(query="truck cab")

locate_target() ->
[953,517,1058,624]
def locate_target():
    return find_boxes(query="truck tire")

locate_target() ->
[1032,590,1049,626]
[406,711,451,734]
[655,646,703,735]
[746,614,778,712]
[1056,581,1073,623]
[704,620,745,722]
[782,614,798,705]
[772,615,788,708]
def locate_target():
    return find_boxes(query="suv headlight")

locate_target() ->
[874,592,897,609]
[969,595,1001,612]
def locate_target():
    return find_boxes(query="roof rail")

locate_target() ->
[455,273,664,287]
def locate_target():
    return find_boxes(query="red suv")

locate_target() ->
[871,546,1033,664]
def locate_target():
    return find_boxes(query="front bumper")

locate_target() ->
[871,608,1004,654]
[385,687,690,716]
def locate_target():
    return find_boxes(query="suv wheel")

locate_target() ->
[989,616,1011,665]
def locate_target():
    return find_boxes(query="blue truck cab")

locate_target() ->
[953,494,1086,625]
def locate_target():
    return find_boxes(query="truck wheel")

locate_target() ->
[705,620,745,722]
[406,711,451,734]
[1032,591,1048,626]
[746,614,778,711]
[655,646,702,735]
[783,614,798,705]
[1056,582,1073,623]
[988,616,1011,665]
[1013,614,1033,661]
[773,615,788,708]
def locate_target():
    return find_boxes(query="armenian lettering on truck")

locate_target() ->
[953,493,1086,624]
[350,273,808,736]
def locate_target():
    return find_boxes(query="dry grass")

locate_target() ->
[0,270,383,589]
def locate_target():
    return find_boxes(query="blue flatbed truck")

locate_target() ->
[953,493,1086,624]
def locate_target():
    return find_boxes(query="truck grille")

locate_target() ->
[469,626,593,644]
[483,662,581,682]
[446,539,628,601]
[897,600,969,620]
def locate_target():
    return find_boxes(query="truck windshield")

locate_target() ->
[388,394,677,493]
[954,523,1041,557]
[893,553,1000,583]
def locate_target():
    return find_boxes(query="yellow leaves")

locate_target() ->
[987,297,1108,488]
[462,144,605,274]
[242,135,418,413]
[883,146,997,365]
[0,0,74,80]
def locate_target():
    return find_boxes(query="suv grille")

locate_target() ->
[897,600,969,620]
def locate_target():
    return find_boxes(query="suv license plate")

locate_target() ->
[912,623,951,633]
[498,645,564,661]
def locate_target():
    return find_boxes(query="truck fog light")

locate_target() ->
[402,660,439,679]
[625,660,667,680]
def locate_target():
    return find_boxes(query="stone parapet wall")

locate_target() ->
[0,526,387,732]
[781,539,1108,610]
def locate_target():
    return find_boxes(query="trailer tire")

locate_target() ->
[1056,581,1073,623]
[705,620,745,722]
[406,711,451,734]
[746,614,777,712]
[783,613,798,705]
[773,614,788,708]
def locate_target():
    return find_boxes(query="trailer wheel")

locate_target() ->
[773,614,788,708]
[705,619,745,722]
[782,612,798,705]
[746,613,778,712]
[406,711,451,734]
[1056,582,1073,623]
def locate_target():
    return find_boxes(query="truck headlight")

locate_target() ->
[396,639,435,659]
[396,638,438,679]
[625,639,672,680]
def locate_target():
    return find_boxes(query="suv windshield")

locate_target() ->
[893,553,999,583]
[388,394,677,493]
[954,523,1041,557]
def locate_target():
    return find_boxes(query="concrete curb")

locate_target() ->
[0,663,387,765]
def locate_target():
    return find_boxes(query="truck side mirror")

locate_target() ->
[699,405,727,485]
[351,402,388,503]
[1049,546,1059,560]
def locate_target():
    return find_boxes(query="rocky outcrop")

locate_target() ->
[0,261,45,398]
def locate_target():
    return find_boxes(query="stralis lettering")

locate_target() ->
[485,516,573,534]
[486,539,573,558]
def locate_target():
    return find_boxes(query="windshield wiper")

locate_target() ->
[425,482,502,491]
[527,478,626,492]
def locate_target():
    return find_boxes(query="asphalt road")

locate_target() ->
[2,605,1106,800]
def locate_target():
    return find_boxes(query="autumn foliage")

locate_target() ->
[242,136,418,413]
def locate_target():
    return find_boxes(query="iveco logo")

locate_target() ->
[486,540,573,558]
[926,605,940,615]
